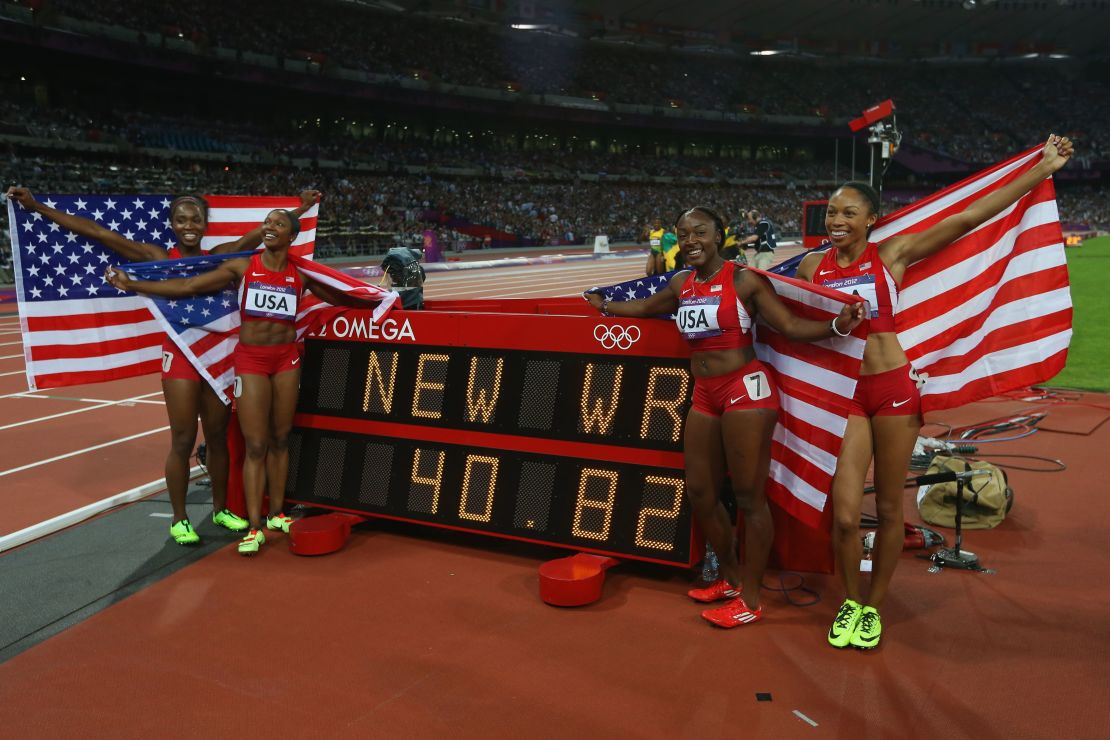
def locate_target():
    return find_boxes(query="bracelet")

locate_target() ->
[830,316,850,337]
[600,297,612,316]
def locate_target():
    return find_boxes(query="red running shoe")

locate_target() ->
[701,597,764,628]
[687,579,741,603]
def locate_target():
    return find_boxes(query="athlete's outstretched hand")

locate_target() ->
[1040,134,1073,174]
[5,187,36,209]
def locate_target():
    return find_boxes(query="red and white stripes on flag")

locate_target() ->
[289,255,397,342]
[872,147,1072,412]
[202,195,318,258]
[751,271,868,527]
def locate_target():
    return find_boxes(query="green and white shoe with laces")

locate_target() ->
[237,528,265,556]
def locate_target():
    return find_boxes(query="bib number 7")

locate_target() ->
[742,370,772,401]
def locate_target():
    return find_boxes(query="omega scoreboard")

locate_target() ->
[287,300,699,567]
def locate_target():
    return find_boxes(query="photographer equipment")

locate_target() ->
[918,456,1013,530]
[915,467,997,571]
[848,99,901,207]
[381,247,425,309]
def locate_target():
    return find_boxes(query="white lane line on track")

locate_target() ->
[428,266,642,295]
[0,353,25,360]
[435,263,640,282]
[17,393,165,405]
[0,370,27,377]
[430,268,644,299]
[0,465,203,553]
[0,391,165,431]
[432,279,639,299]
[0,341,26,346]
[0,425,170,478]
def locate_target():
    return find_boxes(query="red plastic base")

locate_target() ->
[538,553,619,606]
[288,513,365,556]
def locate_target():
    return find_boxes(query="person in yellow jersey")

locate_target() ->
[661,227,682,271]
[646,217,666,275]
[720,216,748,265]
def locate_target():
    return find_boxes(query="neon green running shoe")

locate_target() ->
[828,598,863,648]
[266,512,294,533]
[169,519,200,545]
[213,508,249,532]
[237,528,266,556]
[850,606,882,650]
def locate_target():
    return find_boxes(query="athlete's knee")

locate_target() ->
[243,437,269,460]
[269,431,290,452]
[684,480,718,515]
[874,495,904,524]
[730,475,768,509]
[832,510,859,539]
[167,426,198,457]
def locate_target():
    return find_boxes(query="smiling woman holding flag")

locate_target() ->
[5,186,319,546]
[796,134,1073,650]
[106,208,391,555]
[586,206,865,628]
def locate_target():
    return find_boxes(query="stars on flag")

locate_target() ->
[9,194,175,304]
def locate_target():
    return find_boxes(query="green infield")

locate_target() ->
[1049,235,1109,392]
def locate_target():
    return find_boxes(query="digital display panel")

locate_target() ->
[285,307,699,567]
[804,201,829,238]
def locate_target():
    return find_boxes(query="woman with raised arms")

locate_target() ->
[107,208,377,555]
[795,134,1073,650]
[6,186,319,546]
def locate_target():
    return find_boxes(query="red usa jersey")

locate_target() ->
[675,261,753,351]
[812,242,898,333]
[239,252,303,324]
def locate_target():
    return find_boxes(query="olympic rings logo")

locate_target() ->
[594,324,641,350]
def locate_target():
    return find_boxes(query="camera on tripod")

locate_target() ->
[849,99,902,205]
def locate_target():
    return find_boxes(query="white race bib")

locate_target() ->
[676,296,722,339]
[244,282,297,320]
[821,274,879,319]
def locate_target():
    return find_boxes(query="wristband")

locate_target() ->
[600,297,612,316]
[831,316,850,337]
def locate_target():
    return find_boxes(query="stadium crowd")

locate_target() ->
[4,142,1105,272]
[2,0,1106,271]
[21,0,1109,163]
[0,146,828,253]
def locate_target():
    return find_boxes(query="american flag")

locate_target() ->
[6,194,318,393]
[876,146,1071,412]
[587,270,868,527]
[126,251,397,403]
[590,147,1070,526]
